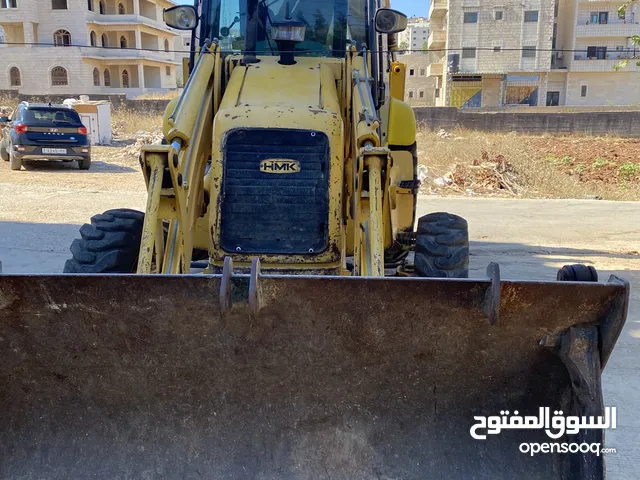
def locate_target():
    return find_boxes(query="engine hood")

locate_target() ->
[218,56,342,117]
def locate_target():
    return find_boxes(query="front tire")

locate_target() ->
[64,209,145,273]
[414,212,469,278]
[0,139,8,161]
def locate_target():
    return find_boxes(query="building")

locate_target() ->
[397,17,430,53]
[428,0,555,107]
[0,0,179,98]
[402,53,437,105]
[554,0,640,106]
[428,0,640,107]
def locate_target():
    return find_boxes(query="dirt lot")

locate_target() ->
[417,128,640,200]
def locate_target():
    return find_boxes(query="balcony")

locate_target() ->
[87,13,171,33]
[427,30,446,48]
[571,56,640,71]
[427,63,444,77]
[83,47,175,63]
[429,0,447,19]
[575,22,640,37]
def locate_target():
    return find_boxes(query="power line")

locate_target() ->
[0,41,638,56]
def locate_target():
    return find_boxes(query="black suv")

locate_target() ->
[0,102,91,171]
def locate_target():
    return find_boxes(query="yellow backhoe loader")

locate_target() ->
[0,0,630,478]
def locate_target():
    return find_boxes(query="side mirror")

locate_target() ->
[163,5,199,30]
[374,8,408,34]
[0,116,9,123]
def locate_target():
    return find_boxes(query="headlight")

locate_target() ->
[271,22,306,42]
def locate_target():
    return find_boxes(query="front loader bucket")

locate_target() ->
[0,266,629,479]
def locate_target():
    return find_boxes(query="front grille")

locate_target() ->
[220,128,330,255]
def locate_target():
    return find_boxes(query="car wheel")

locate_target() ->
[0,139,8,161]
[9,149,22,171]
[78,156,91,170]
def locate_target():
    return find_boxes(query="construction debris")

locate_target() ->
[119,130,164,157]
[427,150,524,196]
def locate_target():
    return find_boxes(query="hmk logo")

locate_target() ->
[260,159,301,174]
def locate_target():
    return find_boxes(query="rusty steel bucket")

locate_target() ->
[0,263,629,479]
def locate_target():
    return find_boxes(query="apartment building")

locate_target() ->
[428,0,556,107]
[0,0,179,97]
[397,16,430,53]
[554,0,640,106]
[402,53,437,105]
[428,0,640,107]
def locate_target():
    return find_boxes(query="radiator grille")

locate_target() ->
[220,128,330,254]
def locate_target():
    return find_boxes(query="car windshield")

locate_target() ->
[204,0,368,57]
[23,108,80,126]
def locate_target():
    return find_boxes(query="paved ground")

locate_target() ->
[0,162,638,476]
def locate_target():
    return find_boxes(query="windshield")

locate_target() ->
[202,0,369,58]
[23,108,81,126]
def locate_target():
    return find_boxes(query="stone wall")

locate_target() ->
[0,91,171,114]
[414,107,640,136]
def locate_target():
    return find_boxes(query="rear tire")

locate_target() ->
[9,150,21,171]
[414,212,469,278]
[78,156,91,170]
[64,209,145,273]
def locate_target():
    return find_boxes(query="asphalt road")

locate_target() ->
[0,182,638,477]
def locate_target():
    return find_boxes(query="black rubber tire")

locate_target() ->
[78,156,91,170]
[0,140,8,161]
[557,264,598,282]
[64,209,145,273]
[9,149,21,171]
[414,212,469,278]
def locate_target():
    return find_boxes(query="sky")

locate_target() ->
[177,1,430,18]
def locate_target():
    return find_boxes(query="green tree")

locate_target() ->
[421,42,429,54]
[615,2,640,69]
[399,41,409,53]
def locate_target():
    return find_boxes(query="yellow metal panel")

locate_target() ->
[182,57,190,85]
[389,61,406,101]
[209,58,345,270]
[387,97,416,146]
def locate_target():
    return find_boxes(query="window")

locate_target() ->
[435,88,440,98]
[164,39,170,52]
[524,10,539,22]
[166,66,171,75]
[104,68,111,86]
[52,0,67,9]
[420,68,425,76]
[587,46,607,59]
[90,31,97,46]
[522,46,537,58]
[581,85,587,97]
[93,67,100,86]
[464,12,478,23]
[53,29,71,46]
[598,12,608,24]
[616,46,624,51]
[493,46,502,52]
[1,0,18,8]
[408,91,414,99]
[101,33,108,47]
[122,69,129,88]
[118,2,124,14]
[87,0,93,11]
[99,0,104,14]
[120,35,127,48]
[51,66,68,86]
[409,68,415,76]
[419,91,424,98]
[495,10,503,20]
[9,67,21,87]
[462,47,476,59]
